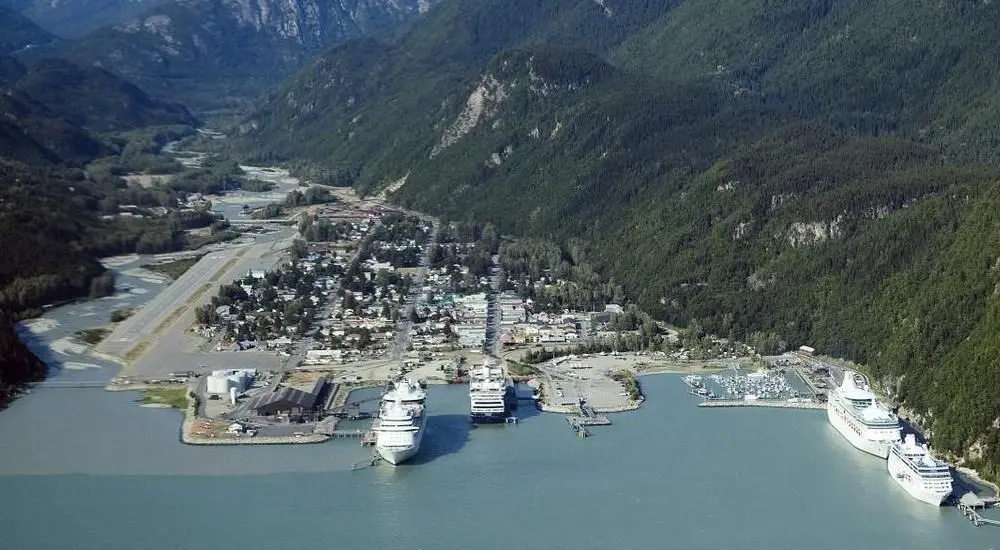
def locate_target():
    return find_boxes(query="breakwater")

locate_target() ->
[697,399,826,410]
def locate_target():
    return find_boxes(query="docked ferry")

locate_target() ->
[469,360,516,423]
[888,434,954,505]
[826,371,900,458]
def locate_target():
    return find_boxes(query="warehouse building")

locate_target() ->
[243,379,328,421]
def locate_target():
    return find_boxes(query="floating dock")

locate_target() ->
[697,399,826,410]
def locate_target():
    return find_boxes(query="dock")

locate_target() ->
[566,400,612,437]
[697,399,826,410]
[360,431,377,446]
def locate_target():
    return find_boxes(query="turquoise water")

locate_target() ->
[2,377,999,550]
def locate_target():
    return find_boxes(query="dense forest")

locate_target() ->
[0,315,45,409]
[227,0,1000,478]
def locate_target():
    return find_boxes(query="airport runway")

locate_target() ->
[95,230,295,378]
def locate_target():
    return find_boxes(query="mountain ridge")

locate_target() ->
[227,0,1000,478]
[61,0,439,108]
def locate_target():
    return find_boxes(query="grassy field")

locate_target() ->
[140,387,190,409]
[142,256,203,280]
[74,327,111,345]
[506,360,541,377]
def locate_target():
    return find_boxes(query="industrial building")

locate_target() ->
[242,379,328,421]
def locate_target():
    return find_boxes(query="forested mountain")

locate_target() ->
[61,0,439,108]
[0,5,59,54]
[18,0,168,39]
[231,0,1000,478]
[0,89,112,165]
[14,58,195,132]
[613,0,1000,164]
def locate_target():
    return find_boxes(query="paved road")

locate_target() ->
[485,255,503,357]
[390,219,440,362]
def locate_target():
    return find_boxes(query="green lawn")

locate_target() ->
[140,387,190,409]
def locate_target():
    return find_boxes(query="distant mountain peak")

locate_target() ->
[64,0,439,107]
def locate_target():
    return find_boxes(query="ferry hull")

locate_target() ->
[887,452,951,505]
[827,404,891,459]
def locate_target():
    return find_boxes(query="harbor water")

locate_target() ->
[3,375,1000,548]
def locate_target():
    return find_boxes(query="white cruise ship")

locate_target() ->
[826,370,900,458]
[888,434,953,505]
[469,360,516,423]
[375,379,427,465]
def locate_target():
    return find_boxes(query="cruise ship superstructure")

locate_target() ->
[469,360,516,423]
[375,378,427,465]
[827,371,900,458]
[887,434,953,505]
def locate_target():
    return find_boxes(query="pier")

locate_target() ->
[566,400,612,437]
[697,399,826,410]
[958,503,1000,527]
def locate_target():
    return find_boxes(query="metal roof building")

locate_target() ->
[246,384,322,419]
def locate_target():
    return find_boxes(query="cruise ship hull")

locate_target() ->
[378,445,419,465]
[827,404,891,458]
[470,386,516,423]
[376,406,427,466]
[470,411,510,424]
[887,452,951,505]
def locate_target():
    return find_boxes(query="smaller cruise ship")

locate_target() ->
[469,360,516,423]
[887,434,953,505]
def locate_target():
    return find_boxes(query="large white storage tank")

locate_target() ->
[206,369,255,395]
[206,372,234,395]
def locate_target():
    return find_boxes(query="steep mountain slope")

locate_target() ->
[0,4,59,54]
[0,54,26,86]
[63,0,438,108]
[234,0,1000,476]
[613,0,1000,162]
[14,58,195,132]
[20,0,168,39]
[0,89,111,165]
[235,0,684,179]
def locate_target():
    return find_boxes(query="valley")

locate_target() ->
[2,0,1000,504]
